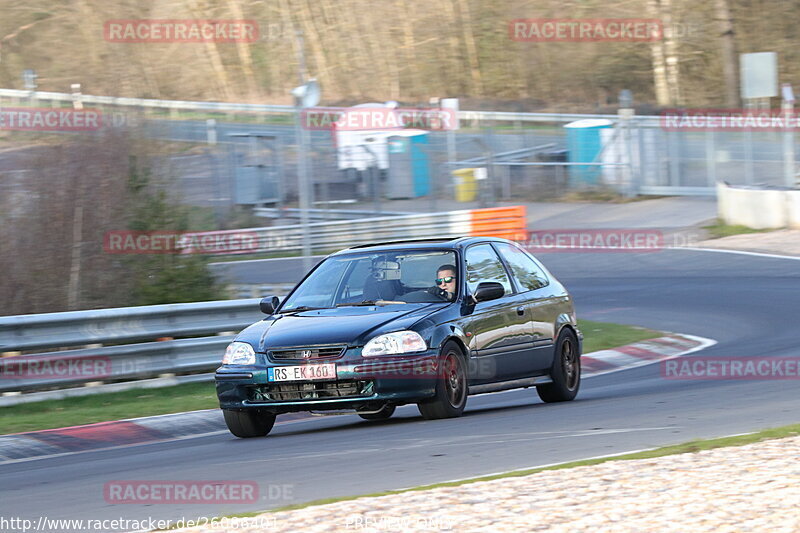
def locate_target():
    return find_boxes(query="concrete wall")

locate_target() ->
[717,182,800,229]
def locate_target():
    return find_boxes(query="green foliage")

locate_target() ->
[124,156,224,306]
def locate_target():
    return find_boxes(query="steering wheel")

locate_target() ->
[426,286,450,301]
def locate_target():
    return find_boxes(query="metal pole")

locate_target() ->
[295,108,312,272]
[705,130,717,187]
[373,166,380,214]
[484,127,495,206]
[293,30,312,271]
[618,107,636,197]
[445,129,456,210]
[782,100,796,188]
[744,128,754,185]
[206,119,224,228]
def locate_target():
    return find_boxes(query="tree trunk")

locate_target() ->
[715,0,740,107]
[226,0,259,99]
[455,0,483,97]
[648,0,677,107]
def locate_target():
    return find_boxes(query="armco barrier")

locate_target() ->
[717,182,800,229]
[0,299,262,352]
[0,299,263,394]
[1,88,652,125]
[176,206,528,255]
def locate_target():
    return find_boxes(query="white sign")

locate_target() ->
[740,52,778,100]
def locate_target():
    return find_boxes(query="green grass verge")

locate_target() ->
[578,319,661,354]
[205,422,800,522]
[0,382,219,435]
[0,319,662,434]
[703,219,772,239]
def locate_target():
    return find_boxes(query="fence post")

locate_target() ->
[782,95,796,188]
[618,101,636,197]
[705,130,717,187]
[71,83,83,110]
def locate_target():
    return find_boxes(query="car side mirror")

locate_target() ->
[259,295,281,314]
[473,282,505,302]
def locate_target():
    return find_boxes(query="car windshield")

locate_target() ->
[280,250,458,311]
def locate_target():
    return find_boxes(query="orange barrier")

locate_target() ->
[468,205,528,241]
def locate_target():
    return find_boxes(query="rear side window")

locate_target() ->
[465,244,513,296]
[494,242,549,291]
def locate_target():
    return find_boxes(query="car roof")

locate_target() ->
[330,236,515,256]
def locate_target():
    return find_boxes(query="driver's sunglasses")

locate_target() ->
[435,276,455,285]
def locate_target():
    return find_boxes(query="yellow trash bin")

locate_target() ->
[453,168,478,202]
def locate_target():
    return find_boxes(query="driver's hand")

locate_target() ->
[426,286,449,300]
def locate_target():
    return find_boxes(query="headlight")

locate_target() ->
[222,342,256,365]
[362,331,427,357]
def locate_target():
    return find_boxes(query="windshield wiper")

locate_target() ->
[277,306,330,313]
[336,300,404,307]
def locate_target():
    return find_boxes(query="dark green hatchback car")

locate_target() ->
[215,237,581,438]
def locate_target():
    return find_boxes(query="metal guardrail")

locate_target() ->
[230,285,296,300]
[0,336,233,393]
[0,299,262,352]
[185,206,526,255]
[0,88,663,125]
[0,299,264,394]
[0,88,293,114]
[253,207,412,220]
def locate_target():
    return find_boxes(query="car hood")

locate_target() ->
[236,304,440,351]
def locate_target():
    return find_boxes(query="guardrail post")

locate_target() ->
[71,83,83,110]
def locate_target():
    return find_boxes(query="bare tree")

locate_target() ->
[714,0,739,107]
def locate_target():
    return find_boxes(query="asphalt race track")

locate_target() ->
[2,249,799,529]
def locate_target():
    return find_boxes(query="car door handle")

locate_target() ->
[516,306,525,316]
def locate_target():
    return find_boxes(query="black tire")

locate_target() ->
[357,404,396,421]
[537,328,581,403]
[417,341,468,420]
[222,409,276,438]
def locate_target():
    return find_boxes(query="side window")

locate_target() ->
[465,244,513,296]
[494,243,549,291]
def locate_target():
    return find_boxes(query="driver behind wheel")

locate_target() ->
[430,264,457,301]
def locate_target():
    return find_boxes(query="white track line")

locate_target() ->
[674,246,800,261]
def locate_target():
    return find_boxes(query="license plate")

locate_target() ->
[268,364,337,382]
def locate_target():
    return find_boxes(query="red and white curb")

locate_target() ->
[582,334,717,378]
[0,333,715,464]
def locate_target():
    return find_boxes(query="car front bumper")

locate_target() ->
[215,351,441,413]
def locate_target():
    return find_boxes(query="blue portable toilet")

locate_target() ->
[386,131,430,198]
[564,119,613,185]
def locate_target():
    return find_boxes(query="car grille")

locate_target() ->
[249,380,374,402]
[269,345,346,361]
